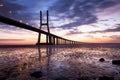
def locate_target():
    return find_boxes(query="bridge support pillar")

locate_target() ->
[37,10,51,45]
[53,37,55,45]
[37,32,41,44]
[56,38,58,45]
[49,35,52,45]
[65,40,66,44]
[46,35,48,44]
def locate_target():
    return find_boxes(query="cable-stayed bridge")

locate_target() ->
[0,11,80,45]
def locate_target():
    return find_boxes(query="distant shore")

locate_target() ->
[0,43,120,48]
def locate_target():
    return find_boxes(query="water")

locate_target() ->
[0,44,120,80]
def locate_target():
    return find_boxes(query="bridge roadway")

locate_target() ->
[0,15,80,45]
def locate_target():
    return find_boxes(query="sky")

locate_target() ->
[0,0,120,45]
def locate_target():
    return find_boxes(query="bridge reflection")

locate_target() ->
[18,46,54,79]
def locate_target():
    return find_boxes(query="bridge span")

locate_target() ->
[0,11,80,45]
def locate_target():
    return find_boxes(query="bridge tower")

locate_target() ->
[36,10,51,45]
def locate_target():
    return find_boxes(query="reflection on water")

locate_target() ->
[0,45,120,80]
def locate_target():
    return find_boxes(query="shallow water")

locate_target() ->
[0,45,120,80]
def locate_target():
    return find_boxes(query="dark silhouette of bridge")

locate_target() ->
[0,11,80,45]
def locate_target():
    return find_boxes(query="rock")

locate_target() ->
[0,72,7,80]
[99,58,105,62]
[23,63,27,66]
[77,77,88,80]
[6,77,16,80]
[99,76,114,80]
[16,74,32,80]
[30,69,42,78]
[55,77,69,80]
[10,72,20,78]
[112,60,120,65]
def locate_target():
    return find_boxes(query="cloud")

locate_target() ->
[65,24,120,35]
[103,25,120,32]
[66,30,83,35]
[0,0,27,18]
[97,0,120,9]
[49,0,97,29]
[99,19,109,21]
[90,24,100,28]
[49,0,120,29]
[89,24,120,33]
[110,35,120,39]
[0,0,120,35]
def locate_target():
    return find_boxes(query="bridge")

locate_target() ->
[0,11,80,45]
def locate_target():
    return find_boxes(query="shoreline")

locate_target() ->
[0,43,120,48]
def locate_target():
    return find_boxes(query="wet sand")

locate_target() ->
[0,45,120,80]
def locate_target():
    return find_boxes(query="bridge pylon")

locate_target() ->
[36,10,52,45]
